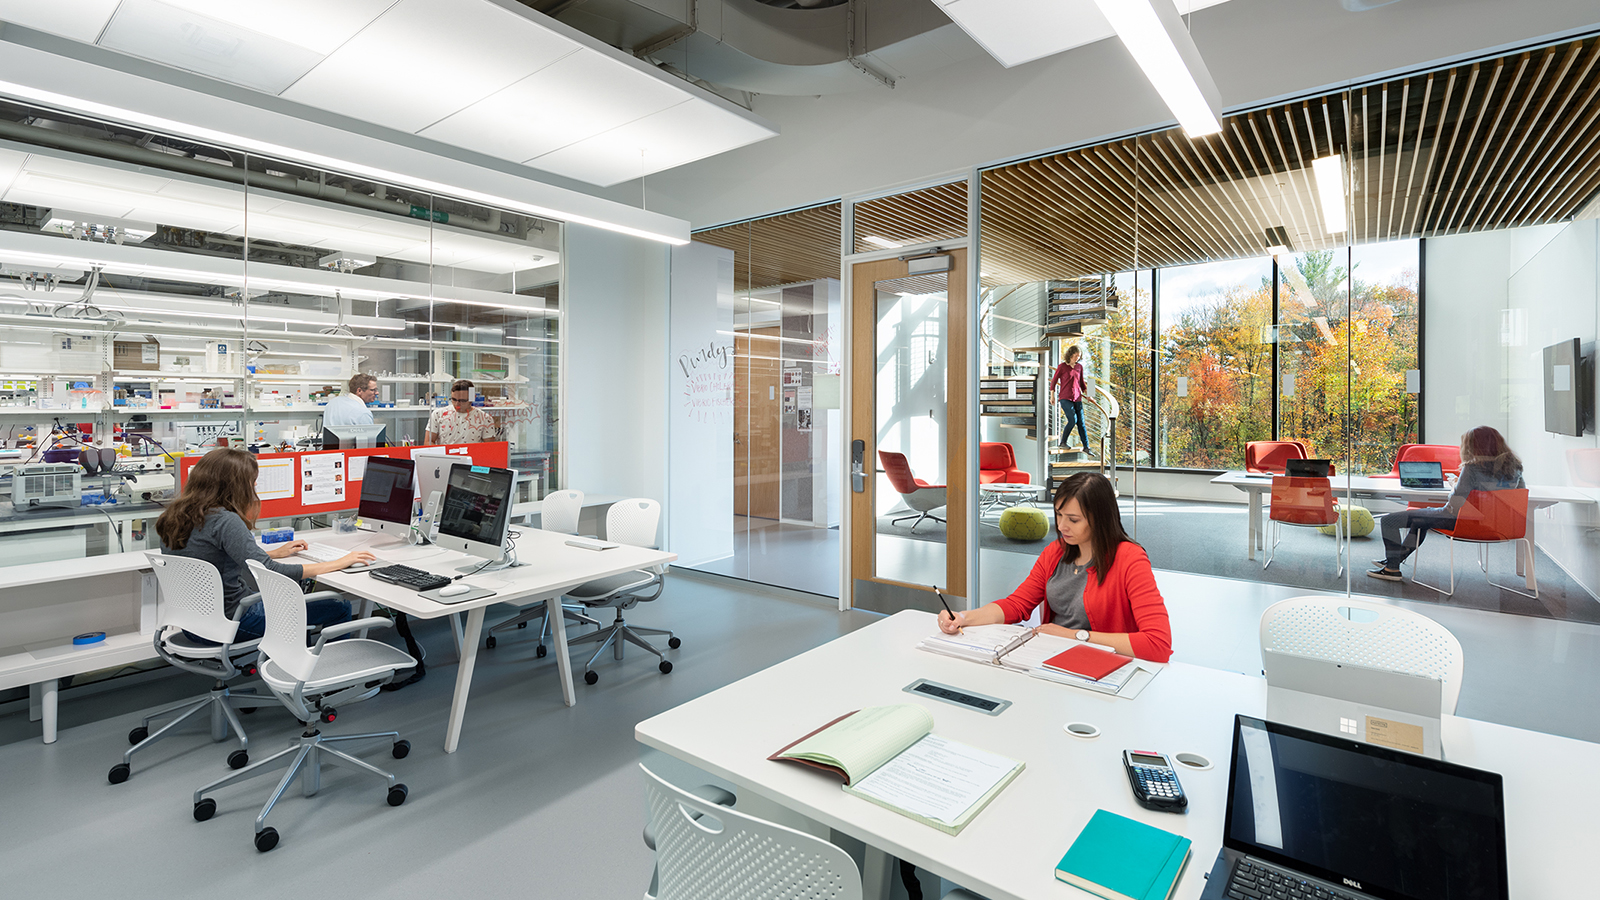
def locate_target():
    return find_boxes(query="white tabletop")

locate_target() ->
[636,610,1596,900]
[1211,471,1595,506]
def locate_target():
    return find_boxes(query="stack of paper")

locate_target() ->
[917,623,1033,665]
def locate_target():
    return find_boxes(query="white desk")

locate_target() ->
[311,527,674,753]
[1211,472,1594,589]
[636,610,1596,900]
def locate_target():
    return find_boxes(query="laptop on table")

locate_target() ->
[1199,715,1507,900]
[1284,458,1333,477]
[1398,460,1446,489]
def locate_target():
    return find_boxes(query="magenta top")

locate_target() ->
[1051,361,1085,401]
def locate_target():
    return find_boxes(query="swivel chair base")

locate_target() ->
[192,725,410,852]
[566,609,679,685]
[891,510,946,532]
[110,680,267,783]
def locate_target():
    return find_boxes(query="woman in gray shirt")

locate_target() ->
[1369,426,1526,582]
[157,448,374,640]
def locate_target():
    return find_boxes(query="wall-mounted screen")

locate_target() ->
[1543,338,1588,436]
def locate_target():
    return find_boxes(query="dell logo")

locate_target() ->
[1343,878,1362,890]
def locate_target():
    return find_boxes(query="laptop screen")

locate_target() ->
[1398,460,1444,484]
[1224,716,1507,900]
[1285,458,1331,477]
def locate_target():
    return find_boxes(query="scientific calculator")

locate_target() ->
[1123,749,1187,812]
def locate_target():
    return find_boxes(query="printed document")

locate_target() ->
[254,458,295,501]
[848,733,1019,825]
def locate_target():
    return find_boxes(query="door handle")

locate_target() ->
[851,439,866,493]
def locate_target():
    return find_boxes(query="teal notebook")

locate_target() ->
[1055,809,1192,900]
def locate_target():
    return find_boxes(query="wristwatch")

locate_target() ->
[1076,629,1090,642]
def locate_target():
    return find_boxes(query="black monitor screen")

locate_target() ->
[358,456,415,525]
[1225,716,1506,900]
[437,465,513,547]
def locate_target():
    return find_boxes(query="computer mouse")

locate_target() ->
[437,583,472,597]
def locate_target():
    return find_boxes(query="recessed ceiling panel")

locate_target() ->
[281,0,579,134]
[530,100,777,187]
[421,49,685,165]
[155,0,399,56]
[0,0,120,43]
[99,0,327,94]
[940,0,1231,68]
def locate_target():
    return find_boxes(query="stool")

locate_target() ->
[999,506,1049,541]
[1319,504,1375,538]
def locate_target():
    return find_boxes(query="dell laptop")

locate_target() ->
[1397,460,1447,489]
[1199,715,1507,900]
[1284,458,1333,477]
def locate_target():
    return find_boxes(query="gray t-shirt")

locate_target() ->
[161,509,304,616]
[1044,554,1093,630]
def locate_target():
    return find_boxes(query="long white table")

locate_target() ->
[1211,471,1595,589]
[311,526,674,752]
[636,610,1597,900]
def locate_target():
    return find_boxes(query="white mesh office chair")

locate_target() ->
[108,554,281,784]
[486,488,599,655]
[565,498,677,685]
[191,561,415,852]
[1259,595,1464,714]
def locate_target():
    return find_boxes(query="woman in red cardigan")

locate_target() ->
[937,472,1173,662]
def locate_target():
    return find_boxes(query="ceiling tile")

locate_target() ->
[99,0,327,94]
[529,101,777,187]
[281,0,580,134]
[420,48,684,165]
[155,0,398,56]
[0,0,120,43]
[942,0,1234,69]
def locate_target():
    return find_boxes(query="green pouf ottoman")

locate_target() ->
[1318,505,1375,538]
[999,506,1050,541]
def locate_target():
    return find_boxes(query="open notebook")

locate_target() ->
[919,625,1160,698]
[769,704,1024,835]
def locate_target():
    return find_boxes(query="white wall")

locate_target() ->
[646,0,1600,229]
[563,223,670,537]
[667,242,736,565]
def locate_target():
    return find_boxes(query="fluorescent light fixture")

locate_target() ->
[1312,154,1347,234]
[1266,245,1290,260]
[1091,0,1223,137]
[862,236,900,249]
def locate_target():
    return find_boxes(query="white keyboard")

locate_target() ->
[297,543,347,562]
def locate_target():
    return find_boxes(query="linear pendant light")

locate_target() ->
[1091,0,1223,137]
[1312,154,1348,234]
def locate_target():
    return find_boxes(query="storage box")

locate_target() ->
[114,339,160,371]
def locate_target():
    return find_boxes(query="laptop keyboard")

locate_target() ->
[1226,860,1362,900]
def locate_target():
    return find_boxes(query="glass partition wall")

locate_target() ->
[0,97,563,564]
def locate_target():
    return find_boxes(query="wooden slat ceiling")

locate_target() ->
[852,181,968,254]
[693,203,841,291]
[980,36,1600,284]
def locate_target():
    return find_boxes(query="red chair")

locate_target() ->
[878,451,947,532]
[1264,476,1344,576]
[978,442,1029,485]
[1245,440,1308,474]
[1373,444,1463,509]
[1413,489,1535,598]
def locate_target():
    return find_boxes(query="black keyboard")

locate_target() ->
[1226,860,1362,900]
[367,564,453,592]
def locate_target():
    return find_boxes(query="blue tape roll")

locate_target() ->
[73,631,106,645]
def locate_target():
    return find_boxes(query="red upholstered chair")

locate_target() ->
[1264,476,1344,576]
[1373,444,1463,508]
[1413,489,1535,598]
[1245,440,1308,474]
[978,442,1029,485]
[878,450,947,532]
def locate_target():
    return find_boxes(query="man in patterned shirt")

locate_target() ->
[425,379,497,444]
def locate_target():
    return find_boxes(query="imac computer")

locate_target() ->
[435,465,516,571]
[323,423,387,449]
[414,450,474,542]
[358,456,415,543]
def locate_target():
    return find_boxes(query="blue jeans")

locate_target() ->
[1059,399,1089,450]
[231,597,351,642]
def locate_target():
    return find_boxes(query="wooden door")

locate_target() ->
[734,328,782,519]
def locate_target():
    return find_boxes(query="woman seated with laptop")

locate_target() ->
[937,472,1173,662]
[1368,426,1525,582]
[157,448,374,641]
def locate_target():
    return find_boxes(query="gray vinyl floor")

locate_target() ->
[2,566,1596,900]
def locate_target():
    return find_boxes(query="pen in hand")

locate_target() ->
[933,585,963,634]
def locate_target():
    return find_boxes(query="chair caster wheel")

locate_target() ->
[536,645,547,658]
[239,706,257,715]
[485,635,497,650]
[517,621,527,629]
[659,660,673,674]
[667,637,681,649]
[128,726,148,745]
[254,827,279,852]
[227,749,249,769]
[320,707,337,724]
[193,798,216,821]
[388,784,409,806]
[584,670,599,685]
[392,740,411,759]
[108,763,130,784]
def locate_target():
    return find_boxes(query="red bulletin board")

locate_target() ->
[177,442,510,519]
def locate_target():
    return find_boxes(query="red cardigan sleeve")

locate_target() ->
[1085,543,1173,662]
[993,542,1065,624]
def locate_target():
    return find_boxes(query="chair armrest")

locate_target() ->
[230,592,264,619]
[303,591,344,603]
[312,616,394,651]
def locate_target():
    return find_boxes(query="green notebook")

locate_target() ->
[1055,809,1191,900]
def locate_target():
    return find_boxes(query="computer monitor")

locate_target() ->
[435,465,516,569]
[358,456,415,541]
[322,423,387,449]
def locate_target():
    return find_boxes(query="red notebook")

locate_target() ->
[1043,644,1134,681]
